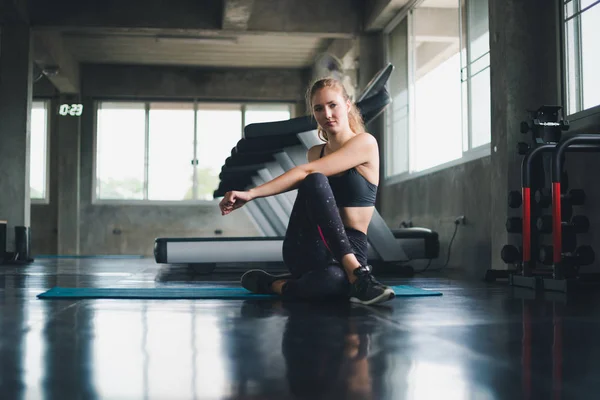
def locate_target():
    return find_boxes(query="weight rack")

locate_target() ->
[495,105,600,293]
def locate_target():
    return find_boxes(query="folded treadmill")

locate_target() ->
[154,64,439,273]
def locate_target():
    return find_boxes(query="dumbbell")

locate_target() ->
[506,217,522,233]
[536,215,590,234]
[501,245,522,264]
[533,196,574,220]
[508,191,522,208]
[534,188,585,208]
[538,245,595,266]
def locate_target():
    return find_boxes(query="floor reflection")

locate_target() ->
[512,289,600,400]
[90,302,232,400]
[3,259,600,400]
[237,300,382,400]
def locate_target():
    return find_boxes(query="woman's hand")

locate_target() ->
[219,190,254,215]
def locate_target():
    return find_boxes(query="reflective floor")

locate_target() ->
[2,258,600,400]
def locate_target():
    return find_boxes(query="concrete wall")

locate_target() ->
[78,204,258,256]
[33,74,58,97]
[81,64,311,102]
[0,20,32,252]
[488,0,562,272]
[30,204,57,254]
[28,0,361,35]
[381,157,492,278]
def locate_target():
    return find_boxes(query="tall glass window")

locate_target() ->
[564,0,600,114]
[30,100,50,201]
[384,0,491,178]
[95,101,291,201]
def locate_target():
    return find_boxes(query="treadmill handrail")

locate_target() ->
[357,63,394,102]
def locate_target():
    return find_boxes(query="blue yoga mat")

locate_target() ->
[37,285,442,300]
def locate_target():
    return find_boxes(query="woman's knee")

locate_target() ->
[299,172,329,193]
[303,172,327,185]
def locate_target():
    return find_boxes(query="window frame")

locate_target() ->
[91,99,294,205]
[561,0,600,123]
[30,98,51,205]
[382,0,491,185]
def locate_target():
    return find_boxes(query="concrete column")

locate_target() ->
[488,0,561,270]
[358,33,386,210]
[358,34,386,99]
[0,21,32,252]
[56,94,81,254]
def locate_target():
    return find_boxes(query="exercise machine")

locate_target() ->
[155,64,439,274]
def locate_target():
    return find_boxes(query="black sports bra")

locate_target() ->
[319,145,377,207]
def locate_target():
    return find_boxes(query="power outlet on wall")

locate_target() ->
[454,215,466,225]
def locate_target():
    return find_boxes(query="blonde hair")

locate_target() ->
[306,77,365,142]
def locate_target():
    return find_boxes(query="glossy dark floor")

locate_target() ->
[2,258,600,400]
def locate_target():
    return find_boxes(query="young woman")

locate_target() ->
[219,77,395,305]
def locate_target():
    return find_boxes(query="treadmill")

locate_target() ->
[154,64,439,273]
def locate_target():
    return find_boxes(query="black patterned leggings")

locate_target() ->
[281,173,368,300]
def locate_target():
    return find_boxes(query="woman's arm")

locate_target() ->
[249,133,377,200]
[219,133,377,215]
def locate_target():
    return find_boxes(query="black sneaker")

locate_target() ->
[348,266,395,305]
[241,269,292,294]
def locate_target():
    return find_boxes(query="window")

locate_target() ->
[30,100,50,201]
[195,104,243,201]
[385,18,410,177]
[411,3,463,172]
[94,101,291,202]
[96,102,146,200]
[148,102,195,201]
[244,104,292,125]
[564,0,600,115]
[384,0,491,179]
[462,0,491,149]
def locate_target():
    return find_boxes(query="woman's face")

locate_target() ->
[311,87,351,135]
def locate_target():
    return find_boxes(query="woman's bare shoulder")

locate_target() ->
[347,132,378,149]
[355,131,376,141]
[307,143,326,163]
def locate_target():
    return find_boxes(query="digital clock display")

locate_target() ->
[59,104,83,116]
